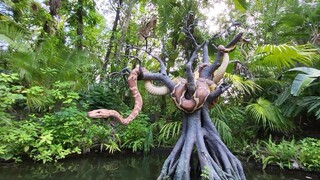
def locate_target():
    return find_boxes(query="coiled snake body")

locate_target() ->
[145,45,233,113]
[87,45,235,124]
[87,67,142,125]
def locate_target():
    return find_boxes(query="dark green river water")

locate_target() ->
[0,152,319,180]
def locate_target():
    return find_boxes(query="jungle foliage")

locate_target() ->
[0,0,319,172]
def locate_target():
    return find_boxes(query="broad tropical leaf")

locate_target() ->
[291,74,314,96]
[284,67,320,96]
[233,0,248,13]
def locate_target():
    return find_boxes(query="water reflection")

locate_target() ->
[0,153,318,180]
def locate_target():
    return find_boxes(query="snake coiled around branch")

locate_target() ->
[143,45,234,113]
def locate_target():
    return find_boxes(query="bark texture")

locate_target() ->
[157,106,245,180]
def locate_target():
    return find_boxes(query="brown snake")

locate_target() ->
[144,45,235,113]
[87,45,236,123]
[87,67,142,125]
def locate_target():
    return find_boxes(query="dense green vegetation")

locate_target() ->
[0,0,319,173]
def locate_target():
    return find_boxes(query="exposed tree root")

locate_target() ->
[157,106,246,180]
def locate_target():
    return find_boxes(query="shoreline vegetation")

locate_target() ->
[1,0,319,179]
[1,147,319,179]
[1,73,319,176]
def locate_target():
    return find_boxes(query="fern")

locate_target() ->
[159,121,182,141]
[104,141,121,154]
[209,105,233,145]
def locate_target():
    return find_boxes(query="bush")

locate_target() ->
[0,77,120,163]
[299,138,320,171]
[82,81,129,111]
[0,73,25,124]
[248,137,320,171]
[119,112,151,152]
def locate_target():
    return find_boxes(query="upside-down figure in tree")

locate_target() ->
[88,15,248,180]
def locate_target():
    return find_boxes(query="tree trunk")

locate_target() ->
[115,0,134,62]
[157,106,246,180]
[103,0,123,70]
[76,0,84,50]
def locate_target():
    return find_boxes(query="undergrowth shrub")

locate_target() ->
[299,138,320,171]
[248,136,320,171]
[118,112,150,152]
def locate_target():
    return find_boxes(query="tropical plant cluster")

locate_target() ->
[248,137,320,171]
[0,0,319,173]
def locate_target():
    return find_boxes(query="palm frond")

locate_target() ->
[252,44,316,69]
[0,20,30,51]
[245,98,294,132]
[280,99,303,118]
[209,105,233,144]
[227,73,262,95]
[5,36,99,89]
[275,87,291,106]
[298,96,320,120]
[254,77,284,90]
[250,65,280,78]
[159,121,182,140]
[211,117,233,145]
[23,86,51,111]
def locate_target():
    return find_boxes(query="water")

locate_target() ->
[0,152,319,180]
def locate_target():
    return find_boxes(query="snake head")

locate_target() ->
[87,109,109,118]
[219,82,231,92]
[119,68,130,76]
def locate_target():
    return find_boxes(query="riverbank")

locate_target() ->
[1,148,319,180]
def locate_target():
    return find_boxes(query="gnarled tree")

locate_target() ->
[88,17,247,180]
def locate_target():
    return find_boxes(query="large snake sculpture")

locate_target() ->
[87,45,235,124]
[144,45,235,113]
[87,67,142,125]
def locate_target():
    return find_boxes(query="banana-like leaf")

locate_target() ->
[284,67,320,96]
[286,67,320,77]
[275,87,291,106]
[233,0,248,13]
[291,74,314,96]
